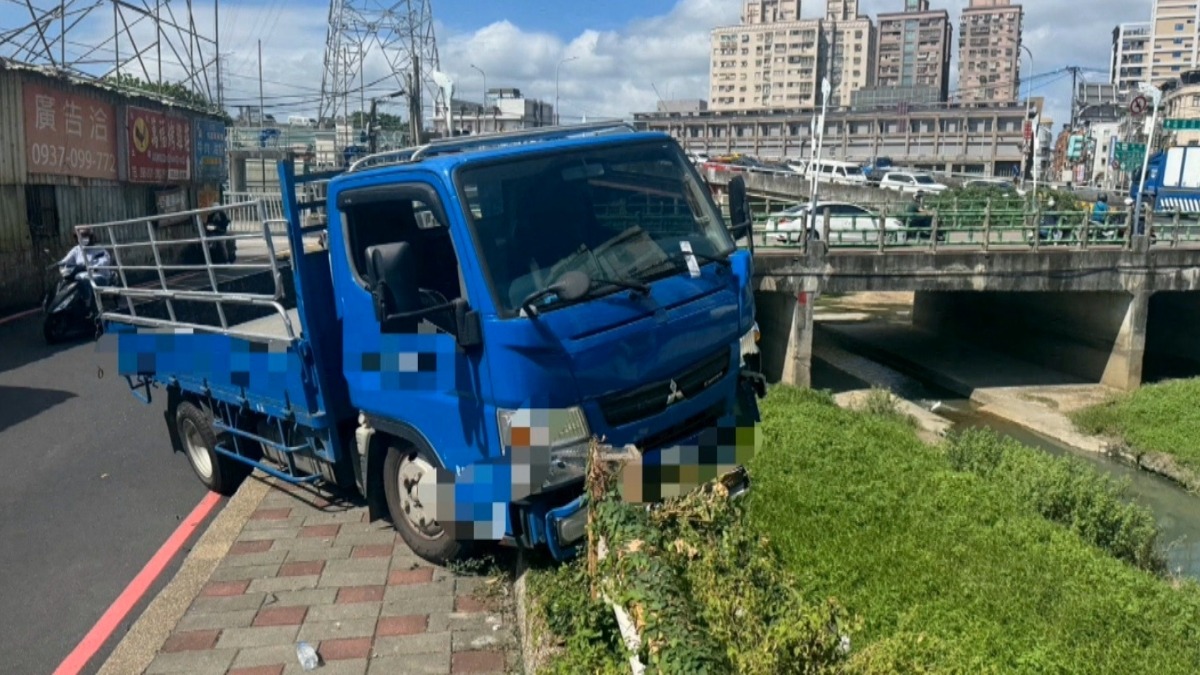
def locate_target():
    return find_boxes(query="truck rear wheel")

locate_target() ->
[382,444,468,564]
[176,401,249,496]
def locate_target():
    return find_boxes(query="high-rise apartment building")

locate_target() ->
[957,0,1023,105]
[1148,0,1200,85]
[823,0,876,108]
[742,0,802,24]
[875,0,953,102]
[1111,22,1152,91]
[709,0,875,112]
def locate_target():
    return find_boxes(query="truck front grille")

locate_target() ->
[597,349,730,427]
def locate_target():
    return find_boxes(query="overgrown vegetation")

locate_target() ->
[103,73,231,122]
[860,387,917,428]
[526,386,1200,674]
[1072,378,1200,472]
[924,185,1090,230]
[945,427,1166,572]
[528,440,857,674]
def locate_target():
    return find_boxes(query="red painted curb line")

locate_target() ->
[0,308,39,326]
[52,491,223,675]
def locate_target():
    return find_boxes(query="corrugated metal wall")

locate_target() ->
[0,68,223,315]
[0,71,25,184]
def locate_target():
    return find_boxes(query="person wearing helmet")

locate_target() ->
[1038,196,1063,242]
[57,226,113,285]
[1091,194,1110,226]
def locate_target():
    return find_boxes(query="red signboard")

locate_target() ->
[126,105,192,183]
[23,81,118,180]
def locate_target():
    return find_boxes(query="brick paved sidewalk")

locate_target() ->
[144,479,521,675]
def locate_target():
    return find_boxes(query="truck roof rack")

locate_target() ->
[346,121,640,173]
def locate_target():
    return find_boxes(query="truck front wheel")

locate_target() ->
[176,401,250,496]
[383,444,468,564]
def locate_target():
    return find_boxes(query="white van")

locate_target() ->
[287,115,317,127]
[798,159,868,186]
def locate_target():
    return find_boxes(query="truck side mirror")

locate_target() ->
[727,175,754,251]
[454,299,482,350]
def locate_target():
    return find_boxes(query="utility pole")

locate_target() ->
[258,39,265,190]
[1067,66,1081,131]
[215,0,221,109]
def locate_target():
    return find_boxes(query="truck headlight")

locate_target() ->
[739,322,761,366]
[497,407,591,491]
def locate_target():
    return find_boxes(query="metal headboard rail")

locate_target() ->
[80,200,298,340]
[346,122,641,173]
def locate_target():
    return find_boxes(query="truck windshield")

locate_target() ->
[457,141,736,314]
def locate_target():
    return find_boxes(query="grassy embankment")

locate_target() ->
[1072,378,1200,472]
[525,386,1200,674]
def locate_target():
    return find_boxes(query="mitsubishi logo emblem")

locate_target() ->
[665,379,685,406]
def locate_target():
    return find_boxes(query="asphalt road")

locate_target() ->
[0,312,221,675]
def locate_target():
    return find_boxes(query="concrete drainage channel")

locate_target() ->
[812,322,1200,581]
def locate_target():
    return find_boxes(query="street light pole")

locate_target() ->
[555,56,578,126]
[1019,44,1034,200]
[469,64,486,107]
[1134,82,1162,229]
[808,78,831,237]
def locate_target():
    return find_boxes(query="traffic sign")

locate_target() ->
[1163,118,1200,131]
[1130,96,1148,116]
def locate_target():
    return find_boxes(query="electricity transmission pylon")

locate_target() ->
[318,0,442,147]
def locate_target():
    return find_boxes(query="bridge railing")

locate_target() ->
[750,204,1200,253]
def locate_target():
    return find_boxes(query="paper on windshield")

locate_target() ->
[679,241,701,278]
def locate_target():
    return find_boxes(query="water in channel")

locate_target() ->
[810,355,1200,581]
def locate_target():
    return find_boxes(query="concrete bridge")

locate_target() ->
[751,236,1200,394]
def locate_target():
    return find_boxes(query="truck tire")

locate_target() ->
[175,401,249,496]
[382,444,469,564]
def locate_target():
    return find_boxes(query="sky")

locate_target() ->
[0,0,1156,133]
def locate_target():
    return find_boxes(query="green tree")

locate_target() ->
[104,73,232,124]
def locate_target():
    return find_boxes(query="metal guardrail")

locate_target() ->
[80,201,301,343]
[749,204,1200,253]
[224,183,328,234]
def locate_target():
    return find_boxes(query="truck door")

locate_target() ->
[335,180,493,473]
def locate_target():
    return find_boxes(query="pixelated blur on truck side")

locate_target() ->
[90,123,765,565]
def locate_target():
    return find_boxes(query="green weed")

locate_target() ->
[1072,378,1200,471]
[750,385,1200,674]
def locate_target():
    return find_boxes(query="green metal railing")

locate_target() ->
[747,202,1200,254]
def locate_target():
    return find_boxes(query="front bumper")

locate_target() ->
[528,377,761,561]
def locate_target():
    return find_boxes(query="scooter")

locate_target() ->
[41,260,102,344]
[204,211,237,264]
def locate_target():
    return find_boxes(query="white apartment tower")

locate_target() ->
[709,0,875,112]
[1149,0,1200,85]
[824,0,876,109]
[958,0,1024,105]
[1111,22,1152,91]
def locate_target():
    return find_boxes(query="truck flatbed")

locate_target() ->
[231,307,302,340]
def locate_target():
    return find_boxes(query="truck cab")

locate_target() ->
[94,123,763,564]
[1131,146,1200,212]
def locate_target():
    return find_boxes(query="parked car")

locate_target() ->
[963,178,1025,196]
[764,203,808,231]
[772,201,908,245]
[880,171,949,194]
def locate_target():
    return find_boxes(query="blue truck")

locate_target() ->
[1130,145,1200,213]
[89,123,764,564]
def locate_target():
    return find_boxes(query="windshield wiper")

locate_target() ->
[520,270,649,317]
[633,247,732,281]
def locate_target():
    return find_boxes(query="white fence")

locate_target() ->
[224,191,286,233]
